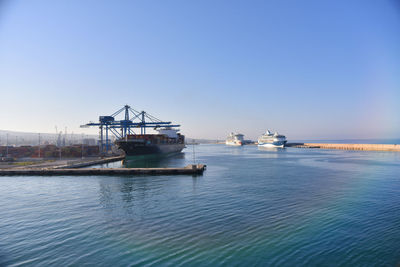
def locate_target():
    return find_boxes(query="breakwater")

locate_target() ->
[0,164,206,176]
[287,143,400,152]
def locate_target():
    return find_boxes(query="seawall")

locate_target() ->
[287,143,400,152]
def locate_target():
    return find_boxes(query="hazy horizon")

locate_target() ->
[1,0,399,141]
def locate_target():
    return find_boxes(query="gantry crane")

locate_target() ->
[81,105,180,154]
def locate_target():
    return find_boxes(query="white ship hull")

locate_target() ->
[258,142,285,148]
[226,141,243,146]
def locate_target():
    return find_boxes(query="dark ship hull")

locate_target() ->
[116,141,185,156]
[116,134,185,157]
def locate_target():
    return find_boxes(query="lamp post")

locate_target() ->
[38,133,41,158]
[81,134,84,159]
[192,139,196,164]
[6,133,9,157]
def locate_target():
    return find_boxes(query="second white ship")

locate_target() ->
[258,130,287,148]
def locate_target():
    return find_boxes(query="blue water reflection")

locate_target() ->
[0,144,399,266]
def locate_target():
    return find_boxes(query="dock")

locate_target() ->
[0,164,206,176]
[286,143,400,152]
[53,155,125,169]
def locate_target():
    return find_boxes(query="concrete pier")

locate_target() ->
[53,155,125,169]
[0,164,206,176]
[286,143,400,152]
[0,155,126,170]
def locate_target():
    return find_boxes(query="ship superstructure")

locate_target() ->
[258,130,287,148]
[226,133,244,146]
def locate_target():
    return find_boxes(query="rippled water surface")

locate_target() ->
[1,145,400,266]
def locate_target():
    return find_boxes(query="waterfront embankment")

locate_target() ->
[0,155,125,169]
[287,143,400,152]
[0,164,206,176]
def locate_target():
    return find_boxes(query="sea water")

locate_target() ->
[0,145,399,266]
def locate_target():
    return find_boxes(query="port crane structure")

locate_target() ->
[81,105,180,154]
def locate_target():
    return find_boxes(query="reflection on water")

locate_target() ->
[97,168,200,221]
[258,146,285,152]
[99,176,157,216]
[224,145,244,156]
[123,152,185,168]
[257,146,286,158]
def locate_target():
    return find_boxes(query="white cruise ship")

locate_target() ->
[226,133,244,146]
[258,130,287,148]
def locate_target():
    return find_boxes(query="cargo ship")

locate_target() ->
[82,105,186,156]
[116,127,185,157]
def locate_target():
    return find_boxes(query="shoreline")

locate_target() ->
[286,143,400,152]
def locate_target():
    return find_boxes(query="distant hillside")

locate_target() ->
[0,130,224,146]
[185,138,221,144]
[0,130,97,146]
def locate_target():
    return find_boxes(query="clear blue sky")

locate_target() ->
[0,0,399,140]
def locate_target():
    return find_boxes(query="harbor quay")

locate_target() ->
[0,155,124,169]
[0,164,206,176]
[0,153,206,176]
[0,104,206,175]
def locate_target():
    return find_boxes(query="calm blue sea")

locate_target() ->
[1,145,400,266]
